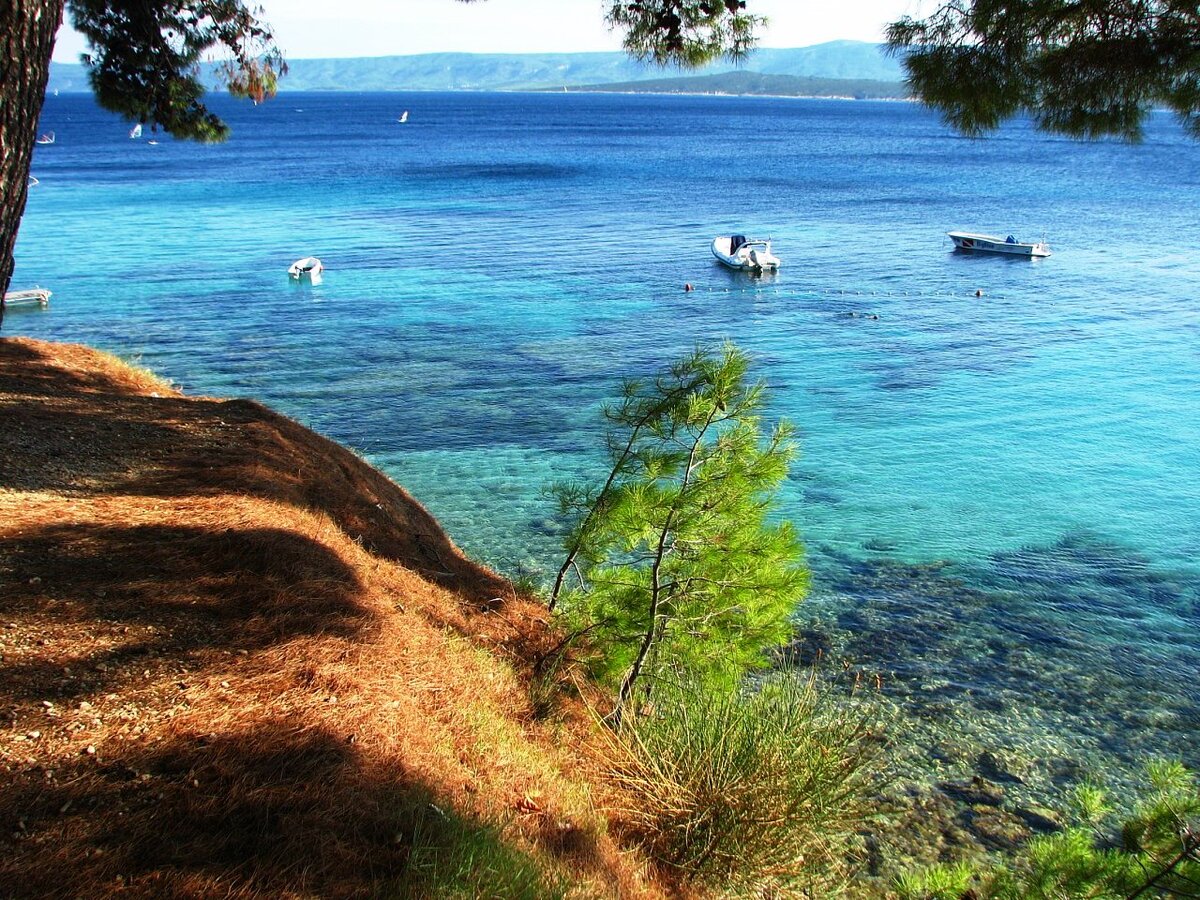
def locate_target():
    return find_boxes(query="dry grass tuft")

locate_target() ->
[0,338,658,898]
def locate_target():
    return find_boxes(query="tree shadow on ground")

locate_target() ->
[0,722,572,898]
[0,521,372,704]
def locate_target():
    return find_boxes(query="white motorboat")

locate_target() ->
[35,131,55,145]
[711,235,781,271]
[288,256,323,282]
[947,231,1050,257]
[3,288,51,308]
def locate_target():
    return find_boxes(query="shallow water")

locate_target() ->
[14,91,1200,798]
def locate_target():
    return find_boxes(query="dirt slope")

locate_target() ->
[0,338,648,898]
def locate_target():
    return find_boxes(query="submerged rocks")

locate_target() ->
[1013,803,1063,835]
[939,776,1006,807]
[976,751,1025,784]
[774,629,834,667]
[960,806,1031,852]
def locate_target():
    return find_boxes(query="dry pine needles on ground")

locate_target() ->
[0,338,656,899]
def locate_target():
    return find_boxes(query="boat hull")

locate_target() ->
[948,231,1050,257]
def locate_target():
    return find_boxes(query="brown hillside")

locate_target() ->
[0,338,652,898]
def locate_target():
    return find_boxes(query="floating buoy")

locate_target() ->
[975,288,984,297]
[684,283,694,293]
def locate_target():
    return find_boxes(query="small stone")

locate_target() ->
[79,701,92,711]
[84,745,96,755]
[26,730,41,740]
[219,681,230,688]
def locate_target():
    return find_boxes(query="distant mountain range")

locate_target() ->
[47,40,905,94]
[563,70,910,100]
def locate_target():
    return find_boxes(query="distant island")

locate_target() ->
[46,40,905,94]
[556,70,910,100]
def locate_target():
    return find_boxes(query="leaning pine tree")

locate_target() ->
[551,343,808,725]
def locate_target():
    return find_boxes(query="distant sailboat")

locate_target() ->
[398,110,409,123]
[130,123,143,139]
[35,131,55,145]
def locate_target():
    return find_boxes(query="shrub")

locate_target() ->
[599,673,882,897]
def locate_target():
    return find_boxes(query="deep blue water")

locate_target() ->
[13,91,1200,798]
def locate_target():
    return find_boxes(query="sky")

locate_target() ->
[52,0,924,63]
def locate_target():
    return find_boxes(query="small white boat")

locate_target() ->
[288,256,324,282]
[398,110,409,124]
[711,235,781,272]
[129,123,143,139]
[35,131,55,145]
[28,175,39,187]
[948,231,1050,257]
[3,288,51,308]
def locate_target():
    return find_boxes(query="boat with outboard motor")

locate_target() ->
[711,235,781,271]
[947,231,1050,257]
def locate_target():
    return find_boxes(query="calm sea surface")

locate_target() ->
[14,91,1200,800]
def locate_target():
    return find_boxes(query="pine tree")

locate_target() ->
[551,344,808,725]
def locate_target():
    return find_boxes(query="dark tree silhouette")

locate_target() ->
[887,0,1200,141]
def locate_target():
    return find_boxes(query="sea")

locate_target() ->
[13,91,1200,808]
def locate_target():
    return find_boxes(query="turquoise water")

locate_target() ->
[13,92,1200,797]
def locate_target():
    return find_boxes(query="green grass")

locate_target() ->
[401,801,568,900]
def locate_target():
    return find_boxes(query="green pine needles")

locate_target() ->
[549,343,808,724]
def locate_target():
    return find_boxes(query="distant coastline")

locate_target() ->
[551,70,911,101]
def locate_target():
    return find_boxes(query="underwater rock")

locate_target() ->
[1014,804,1063,835]
[1047,756,1085,785]
[775,629,834,666]
[939,776,1005,807]
[862,538,899,553]
[529,517,563,536]
[960,806,1031,852]
[976,751,1025,784]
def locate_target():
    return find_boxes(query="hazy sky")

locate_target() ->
[52,0,924,62]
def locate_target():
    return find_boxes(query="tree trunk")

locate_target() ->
[0,0,62,329]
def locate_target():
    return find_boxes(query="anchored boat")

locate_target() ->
[3,288,51,308]
[711,235,781,272]
[288,256,324,283]
[948,231,1050,257]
